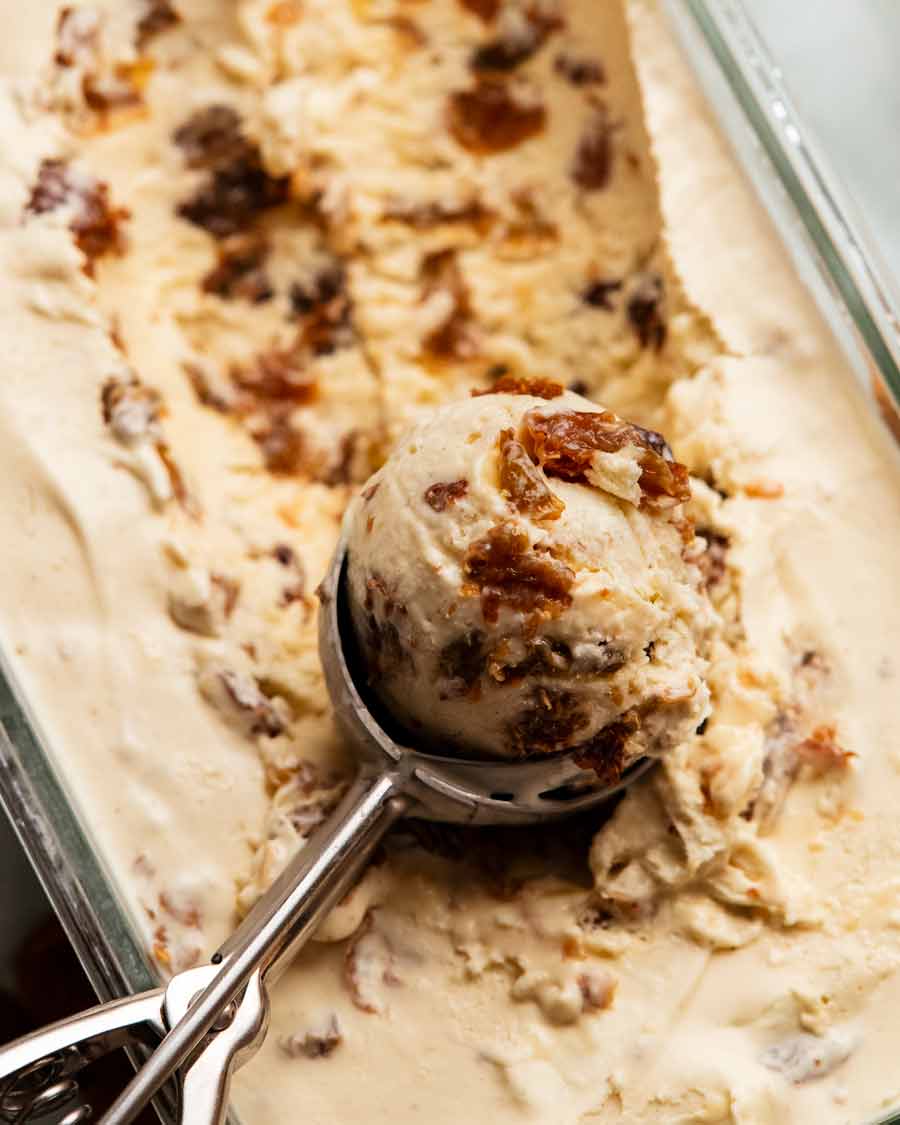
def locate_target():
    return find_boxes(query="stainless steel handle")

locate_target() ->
[0,989,165,1122]
[219,768,408,984]
[176,970,268,1125]
[100,768,410,1125]
[0,990,164,1084]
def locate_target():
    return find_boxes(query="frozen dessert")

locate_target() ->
[0,1,897,1123]
[346,384,710,769]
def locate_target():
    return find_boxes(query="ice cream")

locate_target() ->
[346,382,710,770]
[0,1,898,1123]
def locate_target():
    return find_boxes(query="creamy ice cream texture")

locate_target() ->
[0,0,896,1122]
[347,384,710,767]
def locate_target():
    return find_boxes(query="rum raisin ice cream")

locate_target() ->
[346,383,710,769]
[1,1,900,1123]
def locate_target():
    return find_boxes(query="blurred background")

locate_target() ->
[1,0,899,1092]
[754,0,900,273]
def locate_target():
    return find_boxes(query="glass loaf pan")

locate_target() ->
[2,2,900,1123]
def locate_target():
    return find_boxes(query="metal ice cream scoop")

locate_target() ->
[0,521,651,1125]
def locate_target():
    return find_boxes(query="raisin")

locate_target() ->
[303,299,355,356]
[177,154,288,238]
[69,183,128,268]
[252,411,307,475]
[696,528,729,589]
[470,11,561,73]
[572,711,640,783]
[136,0,180,47]
[521,409,690,506]
[25,159,72,214]
[581,278,622,310]
[26,159,128,275]
[172,108,247,171]
[447,81,546,155]
[626,272,667,350]
[362,576,410,676]
[289,263,345,315]
[230,348,317,406]
[290,264,355,355]
[280,1015,343,1060]
[439,631,487,695]
[497,428,564,521]
[509,686,589,756]
[554,54,605,86]
[489,635,570,683]
[172,105,247,169]
[420,251,475,360]
[463,523,573,625]
[424,480,469,512]
[202,232,273,302]
[173,109,288,237]
[472,35,539,73]
[572,107,615,191]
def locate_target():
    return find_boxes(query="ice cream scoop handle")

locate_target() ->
[219,766,409,984]
[100,768,410,1125]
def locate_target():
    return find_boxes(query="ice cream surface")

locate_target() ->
[346,385,710,766]
[1,1,900,1124]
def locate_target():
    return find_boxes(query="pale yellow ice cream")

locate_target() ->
[0,1,897,1124]
[346,386,710,767]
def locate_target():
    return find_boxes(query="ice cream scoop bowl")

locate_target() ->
[0,516,652,1125]
[323,504,654,825]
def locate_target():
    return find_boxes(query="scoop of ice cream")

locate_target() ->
[346,379,711,776]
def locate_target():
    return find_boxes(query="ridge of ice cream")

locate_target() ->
[346,380,711,770]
